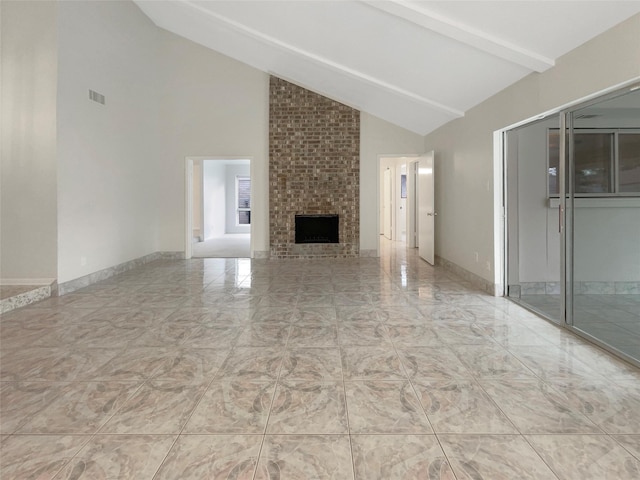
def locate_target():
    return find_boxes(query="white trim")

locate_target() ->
[185,158,194,259]
[493,130,505,295]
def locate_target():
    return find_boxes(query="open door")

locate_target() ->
[383,169,392,239]
[417,151,435,264]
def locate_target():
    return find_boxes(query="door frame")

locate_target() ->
[377,154,421,255]
[497,78,640,298]
[184,156,253,259]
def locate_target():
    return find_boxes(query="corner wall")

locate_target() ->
[1,0,58,282]
[424,13,640,289]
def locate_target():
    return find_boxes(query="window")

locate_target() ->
[548,129,640,196]
[619,133,640,192]
[236,176,251,225]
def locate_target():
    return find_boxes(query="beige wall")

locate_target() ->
[360,113,425,254]
[1,1,58,282]
[56,0,162,283]
[424,13,640,286]
[156,32,269,255]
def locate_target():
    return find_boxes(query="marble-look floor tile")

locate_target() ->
[564,344,640,383]
[414,379,517,434]
[527,434,640,479]
[341,346,406,380]
[251,307,295,324]
[180,325,242,349]
[334,292,372,306]
[236,324,291,347]
[614,435,640,459]
[351,434,455,480]
[0,322,54,350]
[337,322,391,346]
[0,434,89,479]
[267,381,348,434]
[0,307,93,328]
[18,382,140,434]
[0,347,120,382]
[479,378,602,434]
[345,381,433,434]
[397,347,473,380]
[185,380,275,434]
[439,434,558,480]
[107,293,186,309]
[35,293,110,310]
[255,435,354,480]
[0,382,61,434]
[92,347,170,382]
[510,346,609,384]
[288,325,339,347]
[155,434,262,479]
[551,379,640,434]
[387,324,441,347]
[218,347,283,381]
[432,324,497,345]
[451,344,536,379]
[417,305,469,323]
[280,348,343,381]
[291,306,336,324]
[100,381,206,434]
[32,321,146,348]
[151,348,230,384]
[377,306,426,324]
[335,306,380,323]
[259,294,298,308]
[127,322,197,347]
[79,307,173,327]
[55,434,176,479]
[480,323,554,347]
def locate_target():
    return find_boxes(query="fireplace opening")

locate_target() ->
[295,215,339,244]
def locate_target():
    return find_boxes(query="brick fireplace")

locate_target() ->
[269,77,360,258]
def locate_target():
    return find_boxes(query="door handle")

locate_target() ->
[558,205,563,233]
[427,212,437,216]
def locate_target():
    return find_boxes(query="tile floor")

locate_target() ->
[1,240,640,479]
[519,294,640,360]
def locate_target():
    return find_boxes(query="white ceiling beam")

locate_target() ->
[362,0,555,72]
[178,0,464,118]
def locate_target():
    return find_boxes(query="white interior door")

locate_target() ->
[418,151,435,264]
[383,169,392,240]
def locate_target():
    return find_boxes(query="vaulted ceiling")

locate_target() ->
[134,1,640,135]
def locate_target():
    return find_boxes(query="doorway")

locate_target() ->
[504,83,640,366]
[185,157,252,259]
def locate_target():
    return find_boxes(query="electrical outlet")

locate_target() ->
[485,260,491,271]
[80,256,87,266]
[473,252,479,263]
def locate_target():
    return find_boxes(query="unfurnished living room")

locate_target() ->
[1,1,640,479]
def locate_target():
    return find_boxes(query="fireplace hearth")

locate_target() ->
[295,215,339,244]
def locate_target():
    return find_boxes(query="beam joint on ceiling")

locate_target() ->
[179,0,464,118]
[361,0,555,73]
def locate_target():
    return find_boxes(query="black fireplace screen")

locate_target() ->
[295,215,339,244]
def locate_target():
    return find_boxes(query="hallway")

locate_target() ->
[1,241,640,478]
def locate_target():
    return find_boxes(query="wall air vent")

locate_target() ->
[89,89,105,105]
